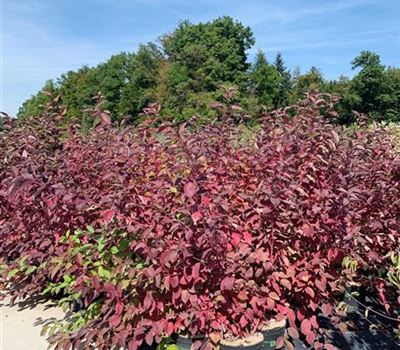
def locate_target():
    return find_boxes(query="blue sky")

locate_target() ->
[1,0,399,116]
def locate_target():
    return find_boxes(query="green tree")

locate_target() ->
[161,16,255,93]
[249,51,280,107]
[17,22,399,126]
[157,61,191,115]
[325,75,358,124]
[379,67,400,122]
[349,51,400,122]
[57,66,97,122]
[93,52,131,118]
[273,52,292,108]
[295,66,324,99]
[18,80,58,119]
[118,43,163,120]
[350,51,385,119]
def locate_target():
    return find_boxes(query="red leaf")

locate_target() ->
[243,231,252,244]
[284,338,295,350]
[301,223,314,236]
[310,315,319,329]
[102,209,115,224]
[109,314,121,327]
[181,290,190,303]
[144,293,153,310]
[232,233,241,247]
[315,278,326,292]
[306,330,316,345]
[184,182,196,198]
[265,297,275,310]
[145,332,153,346]
[301,319,312,336]
[100,112,111,125]
[128,340,138,350]
[237,291,248,301]
[269,292,280,301]
[305,287,315,299]
[239,315,248,327]
[209,333,221,343]
[46,196,58,209]
[192,263,201,281]
[288,327,299,339]
[221,276,235,291]
[287,308,296,324]
[138,195,149,205]
[201,196,211,206]
[321,303,332,316]
[276,336,284,349]
[119,330,129,347]
[115,301,123,315]
[192,340,203,350]
[165,322,174,336]
[309,299,318,311]
[170,275,179,288]
[160,250,178,266]
[191,211,202,224]
[281,278,292,290]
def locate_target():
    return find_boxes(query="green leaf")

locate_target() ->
[169,186,178,194]
[25,266,37,275]
[69,248,79,257]
[121,279,130,289]
[97,238,106,252]
[63,275,74,284]
[166,345,180,350]
[48,325,56,336]
[7,268,19,278]
[98,266,111,279]
[111,246,119,255]
[118,239,129,252]
[18,255,28,268]
[86,225,95,234]
[71,235,81,244]
[40,325,49,337]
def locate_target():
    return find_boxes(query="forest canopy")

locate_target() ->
[17,16,400,125]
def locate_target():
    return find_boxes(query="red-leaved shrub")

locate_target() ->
[1,94,399,350]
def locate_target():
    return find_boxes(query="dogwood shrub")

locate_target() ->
[1,94,399,350]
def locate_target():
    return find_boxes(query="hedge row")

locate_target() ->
[1,94,399,350]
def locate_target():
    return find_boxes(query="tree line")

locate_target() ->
[18,16,400,125]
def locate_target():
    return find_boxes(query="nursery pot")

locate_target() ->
[260,319,286,350]
[176,334,206,350]
[220,333,264,350]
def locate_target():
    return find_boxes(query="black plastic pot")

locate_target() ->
[261,325,286,350]
[176,335,206,350]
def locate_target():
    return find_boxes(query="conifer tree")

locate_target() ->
[273,52,292,107]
